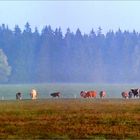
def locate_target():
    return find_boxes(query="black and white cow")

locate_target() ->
[16,92,22,100]
[130,89,140,98]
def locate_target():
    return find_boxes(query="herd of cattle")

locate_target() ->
[121,88,140,99]
[80,89,140,99]
[15,88,140,100]
[15,90,105,100]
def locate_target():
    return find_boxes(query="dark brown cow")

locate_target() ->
[50,92,60,97]
[80,91,97,98]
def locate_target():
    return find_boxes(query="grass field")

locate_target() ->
[0,98,139,139]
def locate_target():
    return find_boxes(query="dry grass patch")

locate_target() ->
[0,99,139,139]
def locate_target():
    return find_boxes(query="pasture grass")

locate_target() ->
[0,98,139,139]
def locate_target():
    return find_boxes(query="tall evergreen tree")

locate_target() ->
[0,23,140,83]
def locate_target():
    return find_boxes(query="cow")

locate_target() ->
[128,91,133,99]
[30,89,38,100]
[99,91,106,98]
[16,92,22,100]
[80,91,87,98]
[50,92,60,98]
[121,91,129,99]
[80,91,97,98]
[130,88,140,98]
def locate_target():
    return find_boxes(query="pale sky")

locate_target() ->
[0,1,140,34]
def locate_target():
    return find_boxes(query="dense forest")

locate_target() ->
[0,22,140,83]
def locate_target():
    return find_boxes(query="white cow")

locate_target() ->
[30,89,38,100]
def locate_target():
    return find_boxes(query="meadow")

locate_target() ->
[0,98,139,139]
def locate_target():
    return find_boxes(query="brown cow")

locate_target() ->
[80,91,97,98]
[121,91,129,99]
[99,91,106,98]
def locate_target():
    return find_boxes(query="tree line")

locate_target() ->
[0,22,140,83]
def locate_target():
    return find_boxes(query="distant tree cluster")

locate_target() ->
[0,22,140,83]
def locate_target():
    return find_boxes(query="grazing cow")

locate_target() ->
[30,89,38,100]
[128,91,133,99]
[50,92,60,98]
[80,91,87,98]
[121,91,129,99]
[130,89,140,98]
[80,91,97,98]
[99,91,106,98]
[16,92,22,100]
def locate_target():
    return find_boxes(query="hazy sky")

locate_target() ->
[0,1,140,34]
